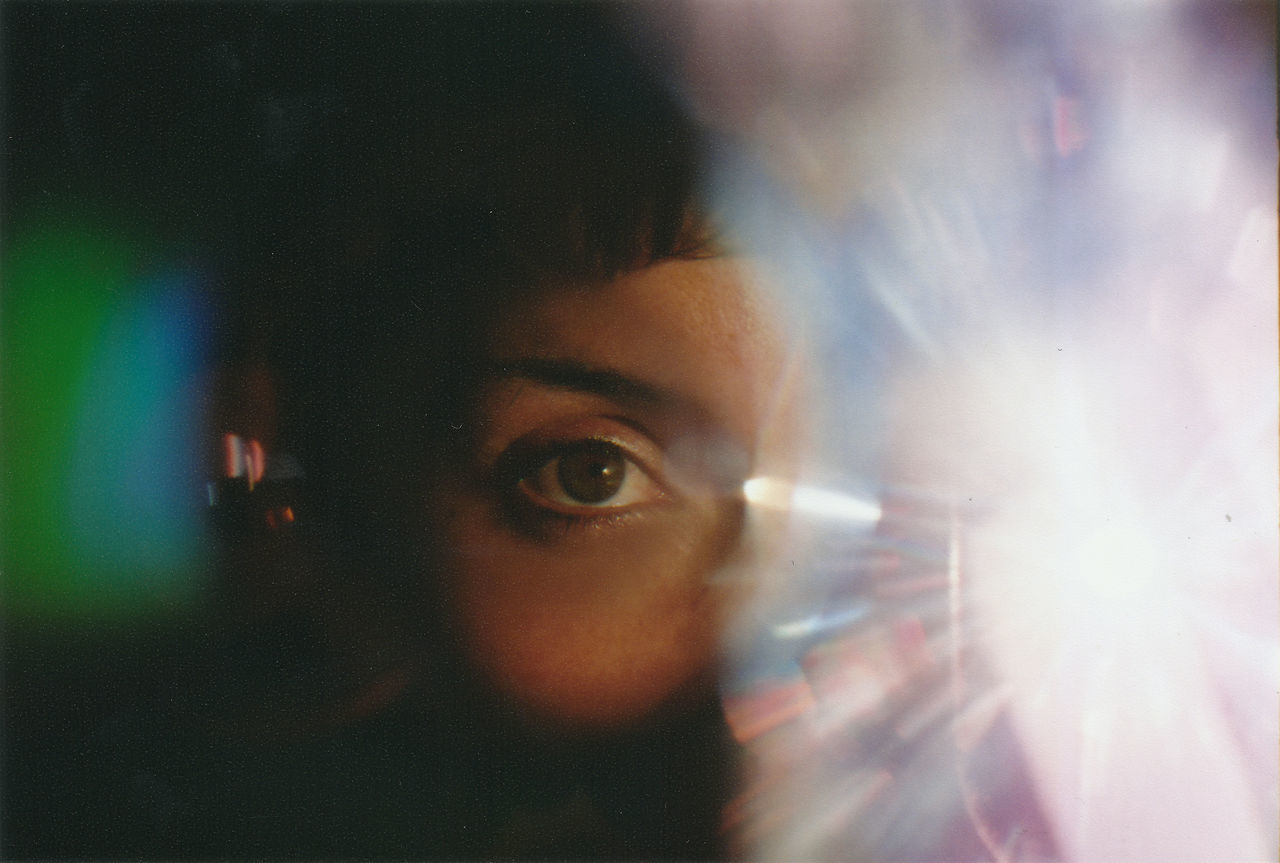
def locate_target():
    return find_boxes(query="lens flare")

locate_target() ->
[669,1,1277,859]
[2,217,213,620]
[744,476,882,524]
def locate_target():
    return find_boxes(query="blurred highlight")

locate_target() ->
[222,433,266,491]
[3,217,212,620]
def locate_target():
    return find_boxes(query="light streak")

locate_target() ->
[771,603,869,640]
[743,476,882,525]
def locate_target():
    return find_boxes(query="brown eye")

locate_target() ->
[517,439,665,514]
[556,442,626,504]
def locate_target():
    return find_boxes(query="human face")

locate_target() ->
[438,257,794,728]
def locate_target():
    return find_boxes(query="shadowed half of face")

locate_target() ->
[436,257,797,728]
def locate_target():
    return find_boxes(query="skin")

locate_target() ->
[439,257,795,729]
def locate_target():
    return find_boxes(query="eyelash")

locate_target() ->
[496,437,667,533]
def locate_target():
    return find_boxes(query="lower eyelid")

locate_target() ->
[503,483,658,542]
[524,507,652,543]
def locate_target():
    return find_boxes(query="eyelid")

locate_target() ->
[493,420,663,479]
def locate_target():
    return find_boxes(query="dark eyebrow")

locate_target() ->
[488,358,689,412]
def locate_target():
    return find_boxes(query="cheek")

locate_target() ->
[444,501,740,727]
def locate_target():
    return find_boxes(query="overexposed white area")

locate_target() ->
[647,1,1278,860]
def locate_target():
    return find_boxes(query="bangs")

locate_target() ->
[392,92,712,296]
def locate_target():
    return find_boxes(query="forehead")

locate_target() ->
[488,258,787,443]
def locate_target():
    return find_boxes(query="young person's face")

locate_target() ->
[439,258,794,728]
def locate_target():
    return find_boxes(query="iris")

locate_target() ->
[556,441,626,504]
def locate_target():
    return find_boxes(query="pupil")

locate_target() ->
[557,444,625,504]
